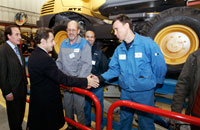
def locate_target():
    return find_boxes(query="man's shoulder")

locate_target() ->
[79,38,90,49]
[0,43,10,54]
[60,39,68,48]
[134,33,153,42]
[0,43,7,49]
[193,49,200,55]
[189,49,200,61]
[80,37,87,42]
[29,48,50,65]
[80,37,89,45]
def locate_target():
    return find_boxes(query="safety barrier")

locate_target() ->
[107,100,200,130]
[59,85,102,130]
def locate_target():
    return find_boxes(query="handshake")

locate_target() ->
[86,74,100,89]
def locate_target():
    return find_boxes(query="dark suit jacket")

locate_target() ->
[0,42,27,99]
[27,47,88,130]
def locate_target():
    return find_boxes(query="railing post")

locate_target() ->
[60,85,102,130]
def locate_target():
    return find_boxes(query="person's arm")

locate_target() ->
[101,48,120,81]
[44,56,88,88]
[0,48,12,98]
[79,43,92,77]
[147,39,167,84]
[171,54,194,113]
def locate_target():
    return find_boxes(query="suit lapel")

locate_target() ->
[5,43,24,66]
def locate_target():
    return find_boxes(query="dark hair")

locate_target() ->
[84,30,96,37]
[112,14,133,29]
[4,25,19,40]
[35,27,53,45]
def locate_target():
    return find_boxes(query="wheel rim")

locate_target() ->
[54,31,68,54]
[154,24,199,65]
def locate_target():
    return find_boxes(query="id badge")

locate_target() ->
[119,54,126,60]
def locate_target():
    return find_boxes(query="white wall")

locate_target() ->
[0,0,47,25]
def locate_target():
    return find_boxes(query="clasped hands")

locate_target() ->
[87,74,99,89]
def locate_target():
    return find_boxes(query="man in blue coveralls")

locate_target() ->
[98,14,167,130]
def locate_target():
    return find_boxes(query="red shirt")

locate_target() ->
[192,83,200,116]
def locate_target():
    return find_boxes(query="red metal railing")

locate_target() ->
[60,85,101,130]
[187,0,200,6]
[107,100,200,130]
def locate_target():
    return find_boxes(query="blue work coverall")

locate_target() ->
[101,33,167,130]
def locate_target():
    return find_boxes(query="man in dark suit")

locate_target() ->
[27,27,99,130]
[0,25,27,130]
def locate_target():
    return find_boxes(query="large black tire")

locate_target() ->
[142,7,200,73]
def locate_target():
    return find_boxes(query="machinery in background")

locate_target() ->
[37,0,200,73]
[37,1,198,129]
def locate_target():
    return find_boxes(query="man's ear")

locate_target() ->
[78,29,80,35]
[7,34,11,40]
[40,38,45,44]
[125,23,129,29]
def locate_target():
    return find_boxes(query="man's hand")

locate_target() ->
[87,74,99,88]
[6,93,14,101]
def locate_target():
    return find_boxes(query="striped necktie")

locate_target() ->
[14,46,22,65]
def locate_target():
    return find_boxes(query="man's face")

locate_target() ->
[85,31,95,46]
[112,20,128,41]
[44,32,55,52]
[8,27,21,46]
[66,21,80,42]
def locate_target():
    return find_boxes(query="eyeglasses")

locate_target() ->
[67,29,77,32]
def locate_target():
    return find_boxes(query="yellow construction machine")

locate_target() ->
[37,0,200,73]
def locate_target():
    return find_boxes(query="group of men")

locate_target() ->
[0,14,199,130]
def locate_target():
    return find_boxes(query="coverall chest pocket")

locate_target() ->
[135,58,146,70]
[135,57,151,79]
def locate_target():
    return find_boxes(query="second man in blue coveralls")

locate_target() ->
[98,14,167,130]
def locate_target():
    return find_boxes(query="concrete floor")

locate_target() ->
[0,96,27,130]
[0,104,10,130]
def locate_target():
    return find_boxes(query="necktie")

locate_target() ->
[14,46,22,65]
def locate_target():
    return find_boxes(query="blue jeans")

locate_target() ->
[120,89,155,130]
[85,86,104,129]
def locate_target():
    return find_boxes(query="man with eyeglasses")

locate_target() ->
[56,20,92,130]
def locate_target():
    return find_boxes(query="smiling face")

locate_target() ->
[7,27,21,46]
[85,30,95,46]
[66,21,80,43]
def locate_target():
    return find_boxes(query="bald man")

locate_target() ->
[56,20,92,130]
[84,30,108,129]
